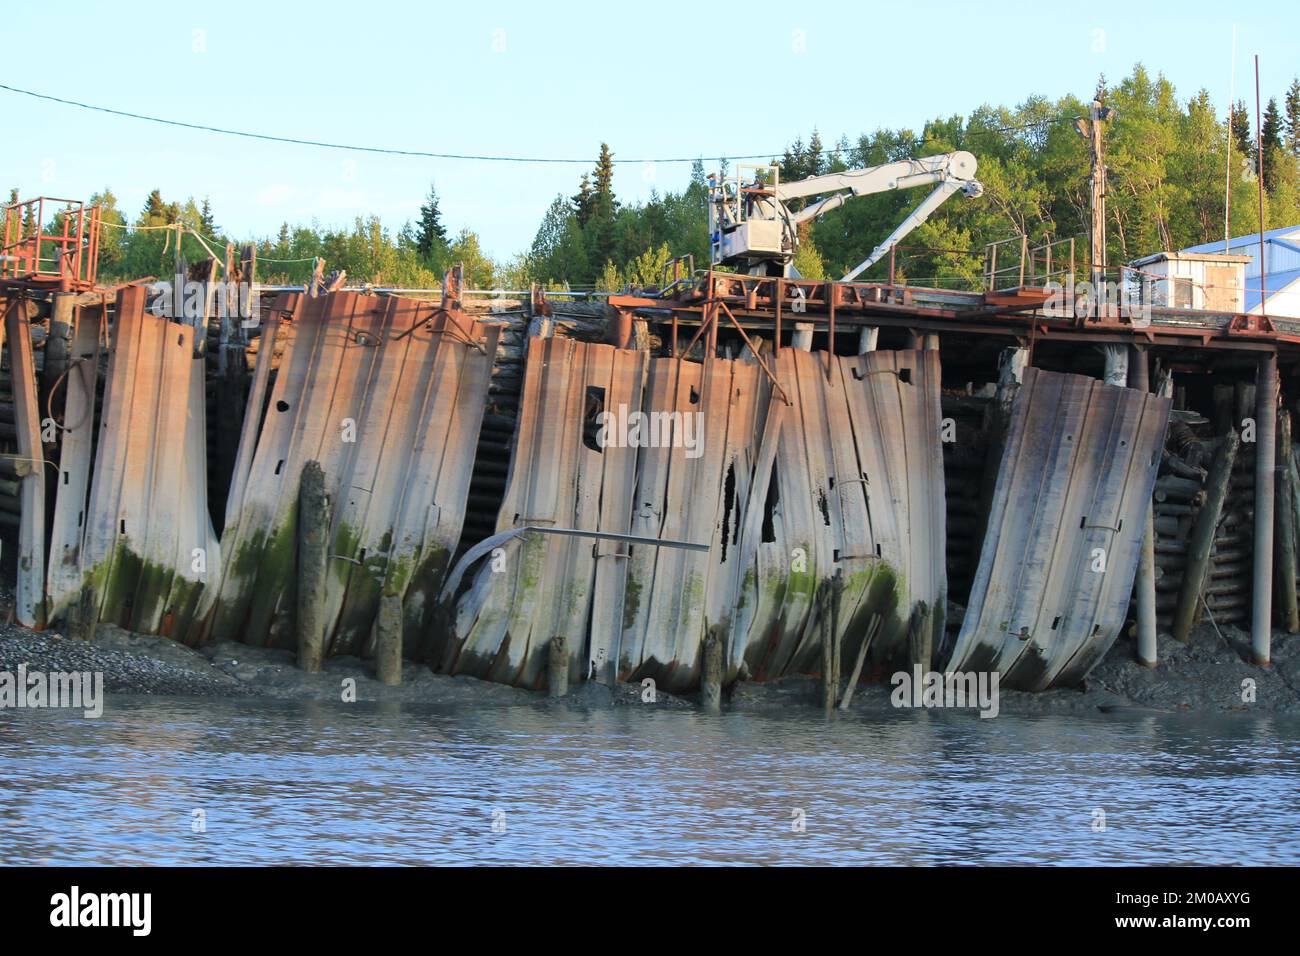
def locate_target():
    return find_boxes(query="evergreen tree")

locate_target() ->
[571,173,594,226]
[199,197,216,236]
[1286,78,1300,156]
[141,189,169,225]
[806,129,825,178]
[415,182,448,259]
[1231,101,1253,158]
[593,143,617,212]
[587,144,619,270]
[1262,98,1284,189]
[689,158,706,191]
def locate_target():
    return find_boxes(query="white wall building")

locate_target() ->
[1128,249,1252,312]
[1175,226,1300,317]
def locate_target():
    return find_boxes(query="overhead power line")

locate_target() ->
[0,81,1075,167]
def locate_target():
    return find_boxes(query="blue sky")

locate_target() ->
[3,1,1297,259]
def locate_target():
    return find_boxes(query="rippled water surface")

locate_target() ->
[2,696,1298,865]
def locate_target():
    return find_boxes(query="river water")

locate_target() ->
[2,695,1298,865]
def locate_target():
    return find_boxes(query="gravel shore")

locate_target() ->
[1,618,1297,715]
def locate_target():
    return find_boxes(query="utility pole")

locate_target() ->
[1076,98,1113,319]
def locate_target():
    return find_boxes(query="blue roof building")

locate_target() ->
[1180,226,1300,315]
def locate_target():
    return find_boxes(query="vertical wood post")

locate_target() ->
[1101,344,1128,387]
[820,581,836,712]
[1172,431,1238,642]
[791,323,813,351]
[857,327,878,354]
[547,635,569,697]
[44,293,73,398]
[700,630,722,713]
[296,461,328,672]
[375,594,403,685]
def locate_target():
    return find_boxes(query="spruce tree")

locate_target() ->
[199,197,216,235]
[142,189,168,224]
[1262,98,1284,189]
[1231,101,1253,158]
[587,144,619,272]
[415,182,447,259]
[1286,78,1300,156]
[571,173,594,226]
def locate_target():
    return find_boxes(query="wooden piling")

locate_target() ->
[701,630,722,713]
[838,615,882,711]
[547,635,569,697]
[819,574,844,711]
[1276,410,1299,633]
[296,461,328,673]
[792,323,813,351]
[375,594,403,686]
[1172,430,1239,642]
[1253,353,1278,665]
[44,293,73,401]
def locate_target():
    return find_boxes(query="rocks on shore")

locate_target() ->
[0,618,1296,716]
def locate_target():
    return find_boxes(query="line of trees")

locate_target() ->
[9,64,1300,293]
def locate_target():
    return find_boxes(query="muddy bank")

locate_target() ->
[1,620,1297,716]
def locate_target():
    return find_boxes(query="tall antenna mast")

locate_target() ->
[1256,54,1268,319]
[1224,23,1237,253]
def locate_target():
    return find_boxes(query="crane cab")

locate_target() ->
[707,163,794,271]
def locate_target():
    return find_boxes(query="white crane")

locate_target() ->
[707,151,984,281]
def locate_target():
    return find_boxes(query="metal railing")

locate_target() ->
[1,196,101,286]
[984,234,1078,292]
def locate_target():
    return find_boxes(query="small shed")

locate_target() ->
[1128,250,1252,313]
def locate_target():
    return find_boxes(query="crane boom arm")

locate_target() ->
[841,180,966,281]
[706,151,982,278]
[775,152,976,202]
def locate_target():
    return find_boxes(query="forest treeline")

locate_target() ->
[9,64,1300,293]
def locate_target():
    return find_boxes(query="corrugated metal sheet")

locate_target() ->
[443,337,650,686]
[47,301,103,625]
[76,286,219,641]
[212,291,497,651]
[945,368,1171,689]
[730,348,947,680]
[2,299,46,627]
[446,340,946,693]
[617,354,769,692]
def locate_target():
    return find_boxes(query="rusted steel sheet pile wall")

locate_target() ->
[445,338,947,692]
[212,291,498,652]
[732,348,947,682]
[52,286,219,641]
[947,368,1171,688]
[617,354,769,691]
[2,299,46,627]
[441,338,653,684]
[47,301,103,626]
